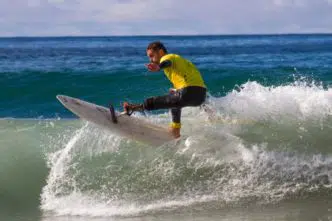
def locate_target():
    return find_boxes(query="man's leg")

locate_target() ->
[123,91,182,113]
[124,86,206,113]
[123,87,206,138]
[123,91,183,138]
[143,92,181,111]
[170,107,181,138]
[171,108,181,125]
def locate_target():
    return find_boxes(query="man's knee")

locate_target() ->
[143,97,155,110]
[144,94,181,110]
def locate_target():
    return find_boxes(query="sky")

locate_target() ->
[0,0,332,36]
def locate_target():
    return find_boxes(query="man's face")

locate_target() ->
[147,49,163,64]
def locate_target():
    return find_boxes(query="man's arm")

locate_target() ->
[159,60,172,69]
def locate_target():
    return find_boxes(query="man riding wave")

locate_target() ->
[123,41,207,138]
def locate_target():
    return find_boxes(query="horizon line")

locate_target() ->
[1,32,332,38]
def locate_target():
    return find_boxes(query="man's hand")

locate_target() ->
[169,88,177,94]
[146,63,160,72]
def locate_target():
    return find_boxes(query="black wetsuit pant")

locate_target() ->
[143,86,207,124]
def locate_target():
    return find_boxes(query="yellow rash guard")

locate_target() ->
[160,54,206,90]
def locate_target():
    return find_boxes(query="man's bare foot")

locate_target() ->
[169,127,180,138]
[123,102,144,115]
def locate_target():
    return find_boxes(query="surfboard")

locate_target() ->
[56,95,174,146]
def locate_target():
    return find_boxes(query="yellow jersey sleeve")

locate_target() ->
[160,54,206,89]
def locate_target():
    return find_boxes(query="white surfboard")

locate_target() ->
[56,95,174,146]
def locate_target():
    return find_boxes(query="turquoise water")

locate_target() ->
[2,34,332,117]
[1,34,332,220]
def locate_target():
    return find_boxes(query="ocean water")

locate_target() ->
[1,34,332,221]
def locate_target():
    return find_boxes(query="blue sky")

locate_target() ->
[1,0,332,36]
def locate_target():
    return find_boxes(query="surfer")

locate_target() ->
[123,41,207,138]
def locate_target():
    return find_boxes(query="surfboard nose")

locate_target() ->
[56,95,69,103]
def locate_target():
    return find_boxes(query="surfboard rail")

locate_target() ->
[56,95,174,146]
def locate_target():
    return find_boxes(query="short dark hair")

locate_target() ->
[147,41,168,53]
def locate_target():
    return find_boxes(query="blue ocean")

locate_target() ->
[1,34,332,221]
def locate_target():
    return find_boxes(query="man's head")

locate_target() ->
[146,41,168,64]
